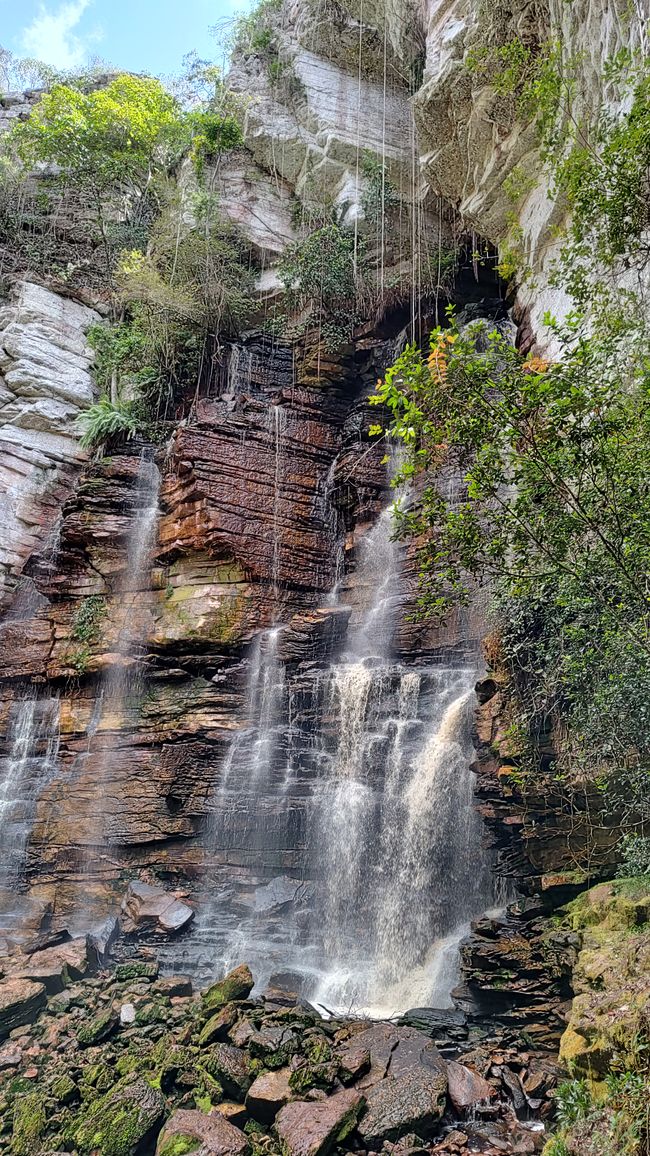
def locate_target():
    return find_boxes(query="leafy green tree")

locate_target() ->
[371,309,650,809]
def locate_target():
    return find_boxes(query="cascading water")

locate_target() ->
[184,438,493,1013]
[309,454,492,1014]
[0,695,60,931]
[83,447,161,853]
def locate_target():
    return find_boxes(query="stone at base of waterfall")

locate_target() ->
[0,978,47,1038]
[72,1076,166,1154]
[275,1089,365,1156]
[202,963,254,1012]
[246,1067,293,1123]
[156,1109,250,1156]
[10,937,88,993]
[121,881,194,934]
[357,1067,448,1147]
[446,1061,494,1112]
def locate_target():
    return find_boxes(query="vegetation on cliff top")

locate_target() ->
[0,60,255,447]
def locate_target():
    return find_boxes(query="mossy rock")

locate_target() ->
[202,965,254,1013]
[115,962,159,983]
[51,1072,78,1105]
[199,1044,250,1099]
[11,1092,47,1155]
[81,1062,117,1095]
[77,1006,118,1047]
[136,1000,169,1027]
[71,1075,166,1156]
[158,1136,201,1156]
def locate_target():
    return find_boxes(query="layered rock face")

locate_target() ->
[0,281,98,611]
[0,328,451,942]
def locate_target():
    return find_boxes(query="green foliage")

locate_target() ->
[555,1079,592,1128]
[551,62,650,299]
[278,222,362,348]
[188,108,243,173]
[230,0,283,57]
[9,75,180,194]
[360,151,400,225]
[76,397,144,450]
[547,1071,650,1156]
[617,836,650,878]
[372,308,650,808]
[71,596,106,645]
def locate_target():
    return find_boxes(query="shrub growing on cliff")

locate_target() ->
[278,222,366,347]
[371,309,650,809]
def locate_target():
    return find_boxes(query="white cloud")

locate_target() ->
[21,0,100,70]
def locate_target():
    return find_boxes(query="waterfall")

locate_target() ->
[85,447,161,853]
[308,449,492,1014]
[0,695,60,927]
[182,440,493,1013]
[265,404,287,606]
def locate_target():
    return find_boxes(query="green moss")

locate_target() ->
[11,1092,47,1155]
[77,1008,117,1047]
[51,1073,78,1104]
[158,1137,201,1156]
[114,961,159,982]
[71,1075,165,1156]
[202,965,253,1013]
[135,1000,169,1026]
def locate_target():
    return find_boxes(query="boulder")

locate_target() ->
[73,1076,166,1155]
[246,1067,293,1123]
[121,881,194,935]
[0,978,46,1038]
[201,1043,251,1099]
[275,1089,364,1156]
[156,1108,250,1156]
[199,1002,240,1046]
[77,1006,118,1046]
[248,1023,300,1067]
[336,1037,371,1084]
[154,975,193,998]
[446,1062,494,1112]
[357,1067,448,1146]
[114,960,159,982]
[11,937,88,993]
[203,964,254,1012]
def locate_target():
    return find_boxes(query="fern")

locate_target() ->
[76,397,142,450]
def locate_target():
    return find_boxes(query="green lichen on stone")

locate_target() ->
[202,965,254,1013]
[51,1072,78,1104]
[11,1092,46,1155]
[135,999,169,1026]
[115,962,159,982]
[71,1075,166,1156]
[77,1007,117,1047]
[158,1136,201,1156]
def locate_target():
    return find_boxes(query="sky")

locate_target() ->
[1,0,246,79]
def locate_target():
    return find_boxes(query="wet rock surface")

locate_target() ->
[0,960,560,1155]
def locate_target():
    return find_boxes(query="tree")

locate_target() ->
[371,309,650,803]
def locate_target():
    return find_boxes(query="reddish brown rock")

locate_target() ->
[156,1109,249,1156]
[275,1089,365,1156]
[446,1062,494,1112]
[246,1067,293,1123]
[0,978,47,1038]
[10,937,87,993]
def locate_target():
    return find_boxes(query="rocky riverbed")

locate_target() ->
[0,949,558,1156]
